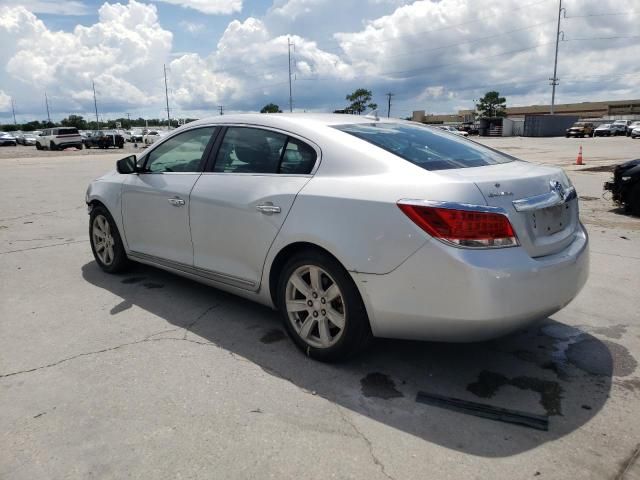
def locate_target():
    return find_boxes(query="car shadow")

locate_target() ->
[81,261,617,458]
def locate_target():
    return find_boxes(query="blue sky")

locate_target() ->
[0,0,638,123]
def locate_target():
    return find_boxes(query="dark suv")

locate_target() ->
[84,130,125,149]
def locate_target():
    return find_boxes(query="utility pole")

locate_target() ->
[45,92,51,125]
[385,92,395,118]
[11,97,17,125]
[287,37,294,112]
[550,0,565,114]
[164,64,171,129]
[92,81,99,128]
[218,105,224,115]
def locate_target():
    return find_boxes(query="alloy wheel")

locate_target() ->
[285,265,346,349]
[92,214,115,265]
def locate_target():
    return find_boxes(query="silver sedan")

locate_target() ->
[86,114,588,361]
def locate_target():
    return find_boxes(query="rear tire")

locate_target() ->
[276,249,371,362]
[36,143,42,150]
[89,205,130,273]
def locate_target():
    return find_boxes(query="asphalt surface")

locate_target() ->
[1,137,639,479]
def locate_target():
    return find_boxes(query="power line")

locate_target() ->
[550,0,565,114]
[11,97,17,125]
[385,92,394,118]
[92,81,99,128]
[288,37,294,112]
[163,64,171,128]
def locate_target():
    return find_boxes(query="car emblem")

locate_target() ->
[488,183,513,197]
[550,180,566,200]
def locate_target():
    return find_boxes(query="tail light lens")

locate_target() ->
[398,201,519,248]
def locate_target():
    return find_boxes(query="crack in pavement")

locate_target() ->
[0,206,85,222]
[617,444,640,480]
[182,303,221,340]
[0,304,222,379]
[336,406,396,480]
[0,239,86,255]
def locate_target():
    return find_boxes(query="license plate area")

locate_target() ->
[530,203,570,236]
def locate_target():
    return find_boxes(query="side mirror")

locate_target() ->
[116,155,137,174]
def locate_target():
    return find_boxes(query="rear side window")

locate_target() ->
[214,127,287,174]
[334,123,514,171]
[280,138,316,174]
[214,127,316,174]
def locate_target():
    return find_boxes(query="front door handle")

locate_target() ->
[256,203,281,215]
[168,197,185,207]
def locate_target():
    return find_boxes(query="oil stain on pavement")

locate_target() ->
[467,371,563,416]
[361,372,404,399]
[260,329,287,344]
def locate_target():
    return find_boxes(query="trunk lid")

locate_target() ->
[437,161,579,258]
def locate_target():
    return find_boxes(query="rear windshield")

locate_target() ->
[334,123,513,171]
[58,128,79,135]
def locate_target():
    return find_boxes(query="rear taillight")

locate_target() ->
[398,201,519,248]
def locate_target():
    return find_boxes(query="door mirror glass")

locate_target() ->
[117,155,137,174]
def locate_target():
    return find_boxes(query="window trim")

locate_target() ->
[202,124,321,177]
[138,125,221,175]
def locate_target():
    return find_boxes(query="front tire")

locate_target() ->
[277,250,371,362]
[89,205,129,273]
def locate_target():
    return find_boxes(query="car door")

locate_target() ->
[190,126,318,290]
[121,126,218,265]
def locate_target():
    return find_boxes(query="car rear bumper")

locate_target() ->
[353,225,589,342]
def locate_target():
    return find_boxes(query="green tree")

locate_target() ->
[260,103,282,113]
[475,91,507,118]
[345,88,378,115]
[60,115,87,130]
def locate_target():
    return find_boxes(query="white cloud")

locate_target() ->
[2,0,90,16]
[0,90,10,111]
[1,0,639,121]
[179,21,205,34]
[0,1,172,116]
[152,0,241,15]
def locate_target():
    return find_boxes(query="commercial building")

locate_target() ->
[412,98,640,124]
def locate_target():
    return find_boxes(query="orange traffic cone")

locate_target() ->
[575,145,584,165]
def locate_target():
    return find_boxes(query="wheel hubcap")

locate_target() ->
[285,265,346,349]
[92,215,115,266]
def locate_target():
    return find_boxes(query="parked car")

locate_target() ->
[626,121,640,136]
[631,126,640,139]
[0,132,17,146]
[611,120,630,136]
[84,130,125,149]
[604,159,640,216]
[565,122,595,138]
[142,130,167,145]
[459,122,479,135]
[86,114,589,361]
[124,129,144,143]
[20,133,38,146]
[36,127,83,150]
[594,124,615,137]
[438,125,469,137]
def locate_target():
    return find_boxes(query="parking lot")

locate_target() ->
[1,136,639,479]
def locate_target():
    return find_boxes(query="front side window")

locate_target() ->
[144,127,216,173]
[334,123,514,171]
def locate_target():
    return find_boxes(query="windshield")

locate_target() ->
[334,122,514,171]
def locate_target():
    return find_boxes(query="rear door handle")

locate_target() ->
[168,197,185,207]
[256,203,281,215]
